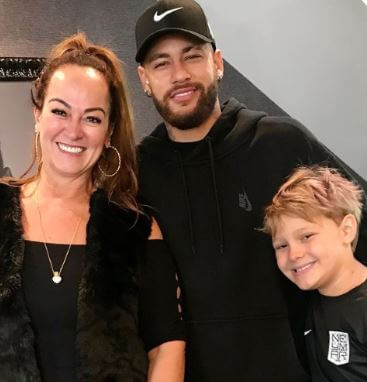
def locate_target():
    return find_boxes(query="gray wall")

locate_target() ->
[0,0,366,178]
[201,0,367,177]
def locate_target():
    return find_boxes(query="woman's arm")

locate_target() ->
[148,340,185,382]
[142,218,185,382]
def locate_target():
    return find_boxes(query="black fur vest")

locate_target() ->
[0,184,151,382]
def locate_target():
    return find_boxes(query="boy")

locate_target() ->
[263,166,367,382]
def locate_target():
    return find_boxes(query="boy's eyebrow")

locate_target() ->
[273,225,317,244]
[293,225,316,234]
[272,237,283,246]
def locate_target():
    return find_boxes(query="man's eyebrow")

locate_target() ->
[147,52,170,63]
[182,44,204,54]
[147,44,204,63]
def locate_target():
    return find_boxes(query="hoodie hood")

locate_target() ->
[139,98,267,165]
[138,98,267,257]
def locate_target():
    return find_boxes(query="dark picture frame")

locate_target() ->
[0,57,46,176]
[0,57,45,81]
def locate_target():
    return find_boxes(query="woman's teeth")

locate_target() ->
[58,143,84,153]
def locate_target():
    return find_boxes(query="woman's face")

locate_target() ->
[35,64,110,183]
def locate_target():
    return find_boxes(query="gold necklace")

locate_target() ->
[34,192,82,284]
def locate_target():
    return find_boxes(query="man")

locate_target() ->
[134,1,367,380]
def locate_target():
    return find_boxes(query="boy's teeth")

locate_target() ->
[58,143,83,153]
[295,263,312,273]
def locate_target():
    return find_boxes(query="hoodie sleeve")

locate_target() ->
[138,239,185,351]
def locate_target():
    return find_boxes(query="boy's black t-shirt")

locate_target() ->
[306,279,367,382]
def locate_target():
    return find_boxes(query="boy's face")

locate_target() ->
[272,215,353,295]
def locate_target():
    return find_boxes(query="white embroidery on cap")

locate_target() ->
[153,7,183,22]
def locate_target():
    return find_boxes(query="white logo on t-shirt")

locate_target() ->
[328,331,350,365]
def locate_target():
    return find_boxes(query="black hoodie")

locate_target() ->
[138,98,367,381]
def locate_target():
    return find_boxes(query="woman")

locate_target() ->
[0,33,185,381]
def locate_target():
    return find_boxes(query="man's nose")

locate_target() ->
[171,61,191,84]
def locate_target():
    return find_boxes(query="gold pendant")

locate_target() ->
[52,271,62,284]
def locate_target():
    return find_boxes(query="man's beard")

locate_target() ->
[151,81,218,130]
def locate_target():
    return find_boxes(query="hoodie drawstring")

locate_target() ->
[175,137,224,256]
[206,136,224,255]
[177,153,197,256]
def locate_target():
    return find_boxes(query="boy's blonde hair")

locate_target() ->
[263,166,364,246]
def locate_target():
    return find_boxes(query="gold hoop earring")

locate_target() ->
[98,144,121,177]
[35,130,41,164]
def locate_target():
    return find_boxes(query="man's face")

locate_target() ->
[272,214,355,296]
[138,33,223,130]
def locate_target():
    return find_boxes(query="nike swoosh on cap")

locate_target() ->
[304,329,312,336]
[153,7,183,22]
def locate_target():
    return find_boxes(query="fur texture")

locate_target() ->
[0,185,151,382]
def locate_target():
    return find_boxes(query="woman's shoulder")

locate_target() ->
[89,189,152,239]
[0,183,22,239]
[0,182,20,208]
[148,217,162,240]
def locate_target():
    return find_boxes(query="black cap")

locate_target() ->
[135,0,216,63]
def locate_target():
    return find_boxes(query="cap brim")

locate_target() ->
[135,27,215,63]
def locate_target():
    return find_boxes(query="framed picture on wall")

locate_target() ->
[0,57,45,177]
[0,57,45,81]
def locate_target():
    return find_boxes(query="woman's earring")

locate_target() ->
[34,126,41,164]
[98,143,121,177]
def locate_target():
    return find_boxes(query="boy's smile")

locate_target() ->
[273,215,357,296]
